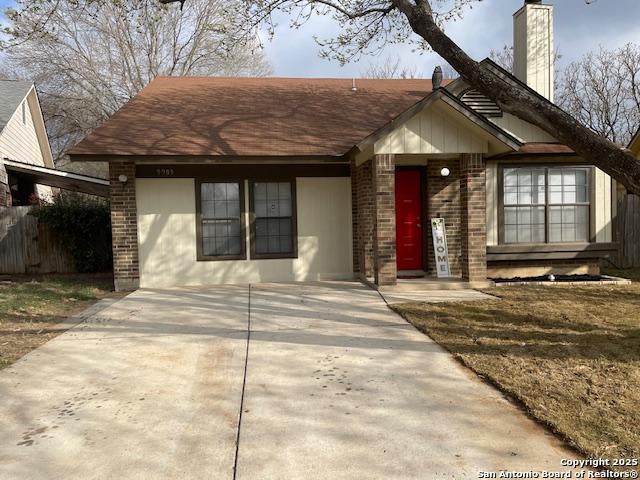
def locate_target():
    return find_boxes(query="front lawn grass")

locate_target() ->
[392,272,640,464]
[0,274,115,368]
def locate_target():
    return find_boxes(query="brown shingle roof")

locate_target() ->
[492,142,575,158]
[69,77,440,158]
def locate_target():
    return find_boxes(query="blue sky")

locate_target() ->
[2,0,639,77]
[263,0,640,77]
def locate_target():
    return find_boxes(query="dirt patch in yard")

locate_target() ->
[0,274,117,369]
[392,276,640,465]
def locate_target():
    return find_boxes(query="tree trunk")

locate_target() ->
[393,0,640,195]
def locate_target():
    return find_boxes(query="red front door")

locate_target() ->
[395,170,423,271]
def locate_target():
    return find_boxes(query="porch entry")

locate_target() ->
[395,169,423,272]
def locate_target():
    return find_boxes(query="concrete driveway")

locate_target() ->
[0,282,578,479]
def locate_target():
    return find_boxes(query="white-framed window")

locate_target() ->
[501,166,591,244]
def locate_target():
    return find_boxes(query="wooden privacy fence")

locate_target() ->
[0,206,74,274]
[617,194,640,268]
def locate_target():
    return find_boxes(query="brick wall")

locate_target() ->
[350,160,359,274]
[426,160,461,276]
[109,161,139,291]
[372,154,396,286]
[355,158,374,279]
[460,153,487,282]
[0,164,10,207]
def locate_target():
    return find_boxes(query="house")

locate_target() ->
[630,127,640,158]
[0,80,56,206]
[69,0,617,291]
[0,80,109,205]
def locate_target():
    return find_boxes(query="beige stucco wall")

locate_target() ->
[486,161,614,245]
[136,177,353,288]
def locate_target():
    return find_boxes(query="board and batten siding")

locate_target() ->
[0,90,52,168]
[489,113,556,144]
[136,177,353,288]
[374,104,489,155]
[0,89,54,200]
[486,161,615,246]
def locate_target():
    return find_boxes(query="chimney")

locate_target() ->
[513,0,554,101]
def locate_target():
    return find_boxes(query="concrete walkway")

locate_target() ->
[0,282,578,479]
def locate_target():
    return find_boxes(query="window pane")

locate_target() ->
[532,225,545,243]
[214,183,227,200]
[563,169,576,186]
[575,169,587,186]
[267,219,279,236]
[562,206,576,224]
[227,183,239,201]
[576,186,588,203]
[549,206,562,224]
[577,205,589,225]
[202,200,215,218]
[279,198,292,217]
[532,206,546,224]
[549,170,562,186]
[547,205,589,243]
[267,183,278,199]
[517,208,531,225]
[228,236,241,255]
[256,237,268,253]
[519,170,532,186]
[253,182,294,255]
[268,236,280,253]
[504,187,518,205]
[518,225,532,243]
[563,186,576,204]
[213,200,227,219]
[255,200,267,217]
[279,218,292,235]
[563,225,576,242]
[278,182,291,199]
[502,205,546,244]
[227,200,240,217]
[518,186,532,205]
[279,236,292,252]
[532,186,546,204]
[200,182,243,257]
[254,183,267,201]
[504,169,518,186]
[201,183,214,201]
[549,187,562,204]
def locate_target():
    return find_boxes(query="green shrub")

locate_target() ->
[31,194,112,273]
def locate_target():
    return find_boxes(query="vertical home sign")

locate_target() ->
[431,218,451,278]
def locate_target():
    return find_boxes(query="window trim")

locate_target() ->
[248,179,298,260]
[498,164,594,246]
[195,178,247,262]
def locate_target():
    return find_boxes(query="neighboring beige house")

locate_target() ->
[70,0,618,291]
[630,128,640,158]
[0,80,55,205]
[0,80,109,206]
